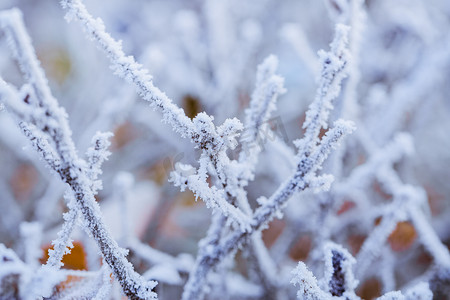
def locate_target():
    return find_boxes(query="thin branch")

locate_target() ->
[60,0,196,140]
[0,10,156,299]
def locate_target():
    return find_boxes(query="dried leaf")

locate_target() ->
[388,221,417,252]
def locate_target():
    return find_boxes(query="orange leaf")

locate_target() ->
[41,241,88,271]
[388,221,417,252]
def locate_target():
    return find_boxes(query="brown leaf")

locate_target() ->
[337,200,356,215]
[262,219,286,249]
[10,163,39,202]
[348,234,366,255]
[289,235,312,261]
[182,95,202,119]
[111,121,138,150]
[357,277,382,300]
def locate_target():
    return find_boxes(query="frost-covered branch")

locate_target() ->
[336,132,413,195]
[370,164,450,269]
[1,1,447,299]
[292,242,433,300]
[280,24,320,76]
[291,262,330,300]
[47,133,112,269]
[181,23,354,300]
[169,160,252,231]
[61,0,255,230]
[323,242,358,298]
[60,0,245,155]
[291,242,358,300]
[355,186,412,278]
[45,192,78,269]
[60,0,196,140]
[0,9,156,299]
[301,24,350,155]
[408,206,450,268]
[241,55,286,157]
[54,264,113,300]
[0,243,65,299]
[237,54,286,194]
[19,222,42,269]
[85,131,113,193]
[179,55,287,299]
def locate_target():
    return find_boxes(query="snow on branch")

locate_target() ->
[170,165,252,231]
[181,23,354,300]
[322,242,358,298]
[408,205,450,268]
[181,212,228,300]
[429,267,450,298]
[242,55,286,149]
[59,0,244,153]
[292,242,433,300]
[85,131,113,193]
[291,242,358,300]
[336,132,413,195]
[60,0,196,140]
[0,1,449,300]
[0,9,54,107]
[0,243,66,299]
[54,264,113,299]
[60,0,254,231]
[129,238,194,286]
[238,55,286,186]
[280,23,320,75]
[404,282,433,300]
[19,222,43,269]
[45,191,78,269]
[0,9,156,299]
[375,291,405,300]
[355,186,413,278]
[177,55,287,295]
[350,156,449,297]
[291,262,331,300]
[301,24,350,155]
[369,163,450,269]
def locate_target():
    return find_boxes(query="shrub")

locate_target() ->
[0,0,449,299]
